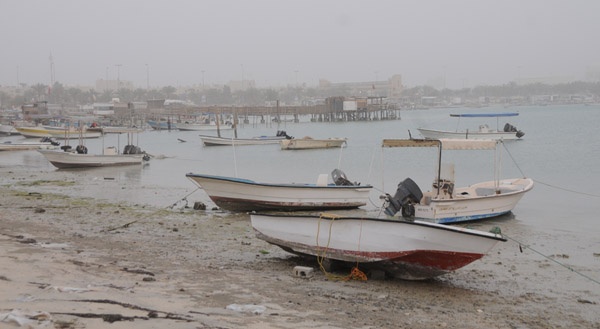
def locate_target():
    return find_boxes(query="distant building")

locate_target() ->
[318,74,403,98]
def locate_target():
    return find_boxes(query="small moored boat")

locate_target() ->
[418,113,525,140]
[186,169,372,212]
[280,137,347,150]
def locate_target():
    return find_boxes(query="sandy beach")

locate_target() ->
[0,169,598,329]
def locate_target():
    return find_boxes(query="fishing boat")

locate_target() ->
[200,130,293,146]
[15,126,102,139]
[0,123,19,135]
[37,128,149,169]
[0,137,60,151]
[381,139,533,224]
[147,119,177,130]
[177,122,234,131]
[250,212,506,280]
[417,113,525,140]
[185,169,372,212]
[280,137,347,150]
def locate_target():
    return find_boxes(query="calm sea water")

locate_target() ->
[1,104,599,275]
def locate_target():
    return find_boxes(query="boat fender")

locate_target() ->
[384,178,423,217]
[75,145,88,154]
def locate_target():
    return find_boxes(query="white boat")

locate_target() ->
[418,113,525,140]
[37,129,149,169]
[176,122,234,131]
[200,130,293,146]
[147,119,177,130]
[185,169,372,212]
[280,137,347,150]
[381,139,534,224]
[0,123,19,135]
[38,149,147,169]
[250,212,506,280]
[15,126,102,139]
[0,137,60,151]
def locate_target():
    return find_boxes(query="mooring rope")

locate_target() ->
[502,143,600,197]
[491,228,600,286]
[167,187,200,209]
[316,213,367,281]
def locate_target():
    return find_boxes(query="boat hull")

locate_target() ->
[147,120,178,130]
[176,123,233,131]
[15,127,102,139]
[280,138,346,150]
[200,135,286,146]
[0,124,19,135]
[186,173,372,212]
[414,178,534,224]
[38,150,144,169]
[0,142,58,151]
[417,128,521,140]
[251,213,505,280]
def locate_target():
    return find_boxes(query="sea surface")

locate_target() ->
[1,104,599,291]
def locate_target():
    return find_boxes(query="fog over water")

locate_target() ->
[2,0,600,89]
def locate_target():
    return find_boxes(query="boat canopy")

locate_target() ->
[449,113,519,118]
[382,139,497,150]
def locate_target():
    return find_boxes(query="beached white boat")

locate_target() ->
[280,137,347,150]
[37,128,149,169]
[38,149,147,169]
[185,169,372,212]
[250,212,506,280]
[15,126,102,139]
[381,139,533,224]
[200,130,293,146]
[418,113,525,140]
[0,137,60,151]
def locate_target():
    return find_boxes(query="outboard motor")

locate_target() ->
[504,123,525,138]
[75,144,88,154]
[123,144,143,154]
[384,178,423,218]
[41,137,60,146]
[276,130,294,139]
[331,168,355,186]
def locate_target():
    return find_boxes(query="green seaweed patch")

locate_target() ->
[18,180,76,187]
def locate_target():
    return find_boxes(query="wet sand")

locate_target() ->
[0,170,598,329]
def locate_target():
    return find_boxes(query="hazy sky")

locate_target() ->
[2,0,599,89]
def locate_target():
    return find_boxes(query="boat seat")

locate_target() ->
[316,174,328,186]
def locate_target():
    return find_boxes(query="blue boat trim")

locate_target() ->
[435,211,511,224]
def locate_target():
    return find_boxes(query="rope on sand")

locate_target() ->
[491,228,600,286]
[168,188,200,209]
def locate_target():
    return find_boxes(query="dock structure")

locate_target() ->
[144,96,400,127]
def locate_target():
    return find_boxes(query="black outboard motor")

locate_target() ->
[75,144,88,154]
[41,137,60,146]
[384,178,423,218]
[504,123,525,138]
[123,144,143,154]
[331,168,355,186]
[276,130,294,139]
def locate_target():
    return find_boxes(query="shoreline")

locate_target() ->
[0,171,598,328]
